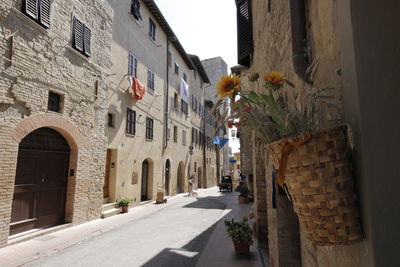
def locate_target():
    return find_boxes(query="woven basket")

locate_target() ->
[267,126,361,245]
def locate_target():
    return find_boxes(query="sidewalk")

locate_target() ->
[196,189,265,267]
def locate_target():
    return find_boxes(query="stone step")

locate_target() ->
[103,197,110,204]
[101,208,121,219]
[101,202,116,212]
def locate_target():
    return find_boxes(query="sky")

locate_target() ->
[154,0,238,69]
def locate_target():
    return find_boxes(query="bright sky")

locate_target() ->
[154,0,238,69]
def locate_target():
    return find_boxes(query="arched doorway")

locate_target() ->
[165,159,170,196]
[177,162,184,193]
[141,160,150,201]
[10,127,70,236]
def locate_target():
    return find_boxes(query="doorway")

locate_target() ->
[141,160,149,201]
[10,127,70,236]
[177,162,184,193]
[165,159,170,196]
[103,149,112,199]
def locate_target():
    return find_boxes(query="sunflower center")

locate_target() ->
[224,81,235,92]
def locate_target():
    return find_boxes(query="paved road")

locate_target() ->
[25,192,228,267]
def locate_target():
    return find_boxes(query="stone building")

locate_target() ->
[234,0,400,266]
[0,0,113,247]
[103,0,217,215]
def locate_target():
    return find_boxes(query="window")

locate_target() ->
[47,91,61,112]
[231,129,236,138]
[167,128,171,140]
[128,53,138,77]
[145,117,154,140]
[173,126,178,143]
[149,18,156,40]
[107,113,115,128]
[181,99,188,115]
[194,162,197,172]
[23,0,52,29]
[131,0,142,20]
[174,62,179,75]
[147,69,155,91]
[183,73,187,82]
[236,0,253,67]
[126,108,136,135]
[192,128,195,144]
[73,17,91,57]
[174,93,178,109]
[182,130,186,145]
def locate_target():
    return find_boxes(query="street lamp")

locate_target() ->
[189,145,194,155]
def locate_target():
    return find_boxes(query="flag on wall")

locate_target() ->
[213,136,220,145]
[128,76,145,100]
[219,138,229,147]
[180,78,189,103]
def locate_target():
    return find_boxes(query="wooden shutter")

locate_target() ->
[39,0,51,28]
[236,0,253,67]
[73,17,84,52]
[24,0,38,20]
[83,25,91,57]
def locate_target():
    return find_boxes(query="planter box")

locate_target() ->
[238,195,249,204]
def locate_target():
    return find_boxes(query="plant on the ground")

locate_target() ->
[115,197,132,208]
[235,183,250,197]
[224,216,253,245]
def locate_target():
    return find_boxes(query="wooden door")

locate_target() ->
[141,160,149,201]
[10,128,70,236]
[103,149,111,198]
[165,160,170,196]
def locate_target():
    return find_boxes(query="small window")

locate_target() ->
[183,73,187,82]
[126,108,136,135]
[146,117,154,140]
[182,130,186,146]
[128,53,138,77]
[194,162,197,172]
[231,129,236,138]
[23,0,52,29]
[174,62,179,75]
[107,113,115,128]
[174,93,178,109]
[48,91,61,113]
[131,0,142,20]
[181,99,188,115]
[149,18,156,41]
[191,128,195,144]
[193,70,197,80]
[73,17,91,57]
[173,126,178,143]
[167,128,171,140]
[147,69,155,91]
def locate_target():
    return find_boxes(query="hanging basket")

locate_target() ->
[267,126,361,245]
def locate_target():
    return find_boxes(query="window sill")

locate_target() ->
[125,133,136,137]
[66,46,91,62]
[14,9,49,35]
[147,89,154,95]
[145,138,153,142]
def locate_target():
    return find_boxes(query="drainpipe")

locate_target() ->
[203,83,211,187]
[163,38,170,155]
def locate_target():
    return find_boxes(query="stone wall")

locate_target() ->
[0,0,113,247]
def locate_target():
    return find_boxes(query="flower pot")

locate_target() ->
[121,205,129,213]
[233,242,250,254]
[238,195,249,204]
[267,126,361,245]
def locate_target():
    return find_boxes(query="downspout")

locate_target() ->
[163,38,170,155]
[203,83,211,187]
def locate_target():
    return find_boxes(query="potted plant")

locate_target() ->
[224,216,253,254]
[115,197,132,213]
[235,183,250,204]
[214,72,361,245]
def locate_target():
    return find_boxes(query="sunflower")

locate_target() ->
[263,71,285,85]
[217,74,241,98]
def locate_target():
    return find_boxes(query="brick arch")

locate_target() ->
[10,113,84,150]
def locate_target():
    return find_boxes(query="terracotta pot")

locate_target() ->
[121,205,129,213]
[238,195,249,204]
[234,242,250,254]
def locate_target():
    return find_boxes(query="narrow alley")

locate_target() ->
[0,187,263,267]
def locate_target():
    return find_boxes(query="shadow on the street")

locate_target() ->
[182,196,227,210]
[141,220,219,267]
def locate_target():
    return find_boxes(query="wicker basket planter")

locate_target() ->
[267,126,361,245]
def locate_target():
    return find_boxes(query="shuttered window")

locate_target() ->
[147,69,155,91]
[146,117,154,140]
[182,130,186,146]
[149,18,156,40]
[73,17,92,57]
[236,0,253,67]
[129,53,138,77]
[131,0,142,20]
[126,108,136,135]
[24,0,52,28]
